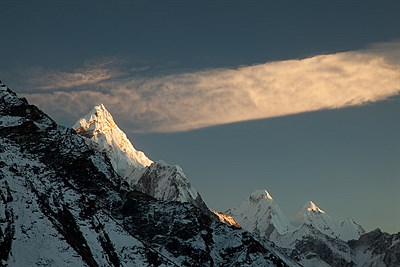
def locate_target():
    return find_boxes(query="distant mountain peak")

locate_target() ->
[249,189,273,202]
[301,200,326,214]
[294,200,329,224]
[293,200,365,242]
[227,189,293,237]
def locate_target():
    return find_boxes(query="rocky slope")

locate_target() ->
[0,82,290,266]
[348,229,400,267]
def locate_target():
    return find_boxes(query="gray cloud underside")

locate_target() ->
[22,41,399,133]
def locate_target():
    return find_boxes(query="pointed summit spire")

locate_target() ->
[73,104,118,137]
[227,189,293,237]
[249,189,273,202]
[74,105,208,210]
[73,105,153,179]
[301,200,325,214]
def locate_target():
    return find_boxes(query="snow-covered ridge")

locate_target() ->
[225,189,364,243]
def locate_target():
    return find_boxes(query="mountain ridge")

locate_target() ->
[223,188,398,266]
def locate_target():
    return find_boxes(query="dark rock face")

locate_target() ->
[119,192,288,266]
[0,84,288,266]
[0,181,14,264]
[294,235,355,267]
[349,229,400,267]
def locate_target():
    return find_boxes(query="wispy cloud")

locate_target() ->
[23,58,121,90]
[22,41,399,133]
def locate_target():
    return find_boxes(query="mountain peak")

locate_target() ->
[302,200,325,214]
[228,189,293,236]
[249,189,273,202]
[292,200,364,241]
[73,105,208,211]
[73,105,153,177]
[73,104,117,136]
[94,103,109,115]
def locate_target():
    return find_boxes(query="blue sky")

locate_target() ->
[1,0,399,233]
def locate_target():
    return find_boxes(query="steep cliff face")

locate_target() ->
[0,83,289,266]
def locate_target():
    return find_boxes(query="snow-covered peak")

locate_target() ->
[249,189,273,202]
[294,201,364,241]
[74,105,208,211]
[301,200,326,214]
[73,104,118,137]
[228,189,293,237]
[294,200,335,230]
[73,104,152,180]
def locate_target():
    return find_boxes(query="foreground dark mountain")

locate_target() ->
[0,83,290,266]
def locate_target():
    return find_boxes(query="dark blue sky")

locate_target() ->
[1,0,399,233]
[2,1,398,71]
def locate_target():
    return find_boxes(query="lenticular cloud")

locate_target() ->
[23,41,399,133]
